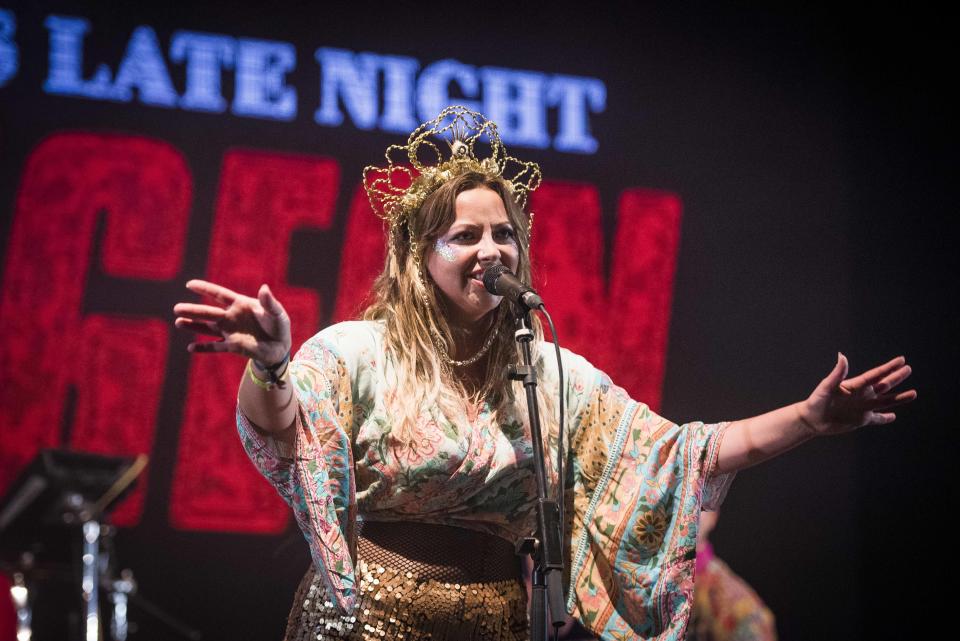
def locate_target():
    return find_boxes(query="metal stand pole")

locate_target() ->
[110,570,136,641]
[10,569,32,641]
[81,519,101,641]
[511,312,565,641]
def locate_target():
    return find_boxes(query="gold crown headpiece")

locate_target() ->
[363,105,542,242]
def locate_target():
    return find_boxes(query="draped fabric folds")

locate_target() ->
[238,321,733,640]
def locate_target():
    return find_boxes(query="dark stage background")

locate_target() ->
[0,2,954,640]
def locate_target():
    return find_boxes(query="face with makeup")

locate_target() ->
[426,187,520,327]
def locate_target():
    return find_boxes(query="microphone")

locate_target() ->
[482,264,544,311]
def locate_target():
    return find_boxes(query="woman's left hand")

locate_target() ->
[798,353,917,436]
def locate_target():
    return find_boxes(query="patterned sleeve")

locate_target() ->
[236,328,359,614]
[563,361,734,640]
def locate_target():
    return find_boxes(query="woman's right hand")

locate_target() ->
[173,279,292,366]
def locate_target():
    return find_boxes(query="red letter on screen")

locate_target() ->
[530,183,682,410]
[333,182,387,322]
[170,150,339,533]
[0,133,190,525]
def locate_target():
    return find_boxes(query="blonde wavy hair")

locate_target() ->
[362,171,550,447]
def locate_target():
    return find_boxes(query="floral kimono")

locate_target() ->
[238,321,734,640]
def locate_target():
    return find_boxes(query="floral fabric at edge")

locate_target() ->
[687,548,777,641]
[237,321,735,640]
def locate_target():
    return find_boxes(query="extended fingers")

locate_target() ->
[174,317,222,338]
[258,284,286,318]
[873,364,912,394]
[866,388,917,410]
[186,279,240,305]
[186,332,259,356]
[173,302,226,321]
[187,339,234,354]
[867,411,897,425]
[819,352,849,391]
[847,356,907,389]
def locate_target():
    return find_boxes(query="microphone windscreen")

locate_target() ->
[482,264,511,295]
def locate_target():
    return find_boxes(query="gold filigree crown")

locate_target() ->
[363,105,542,238]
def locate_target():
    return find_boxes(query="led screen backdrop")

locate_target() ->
[0,3,952,640]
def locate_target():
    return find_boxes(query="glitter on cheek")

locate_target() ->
[433,238,458,263]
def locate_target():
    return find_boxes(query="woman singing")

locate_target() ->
[173,106,915,640]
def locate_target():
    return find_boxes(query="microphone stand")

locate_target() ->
[510,309,565,641]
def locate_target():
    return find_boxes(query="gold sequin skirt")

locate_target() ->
[283,522,529,641]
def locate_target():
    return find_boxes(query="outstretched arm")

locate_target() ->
[715,354,916,474]
[174,279,297,441]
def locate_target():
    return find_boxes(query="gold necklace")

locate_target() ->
[430,323,499,368]
[415,269,499,368]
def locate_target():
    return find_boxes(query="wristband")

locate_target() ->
[252,350,291,388]
[247,358,289,391]
[252,350,290,374]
